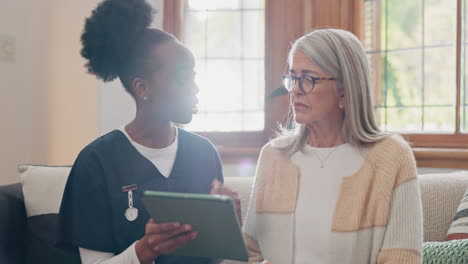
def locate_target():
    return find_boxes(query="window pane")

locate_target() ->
[207,12,241,58]
[196,60,243,112]
[424,107,455,132]
[241,0,265,9]
[187,111,264,132]
[367,53,384,107]
[243,60,264,111]
[424,48,456,106]
[242,111,264,131]
[424,0,456,46]
[386,107,423,132]
[184,11,206,58]
[188,113,239,132]
[385,51,422,107]
[184,0,265,132]
[243,11,264,58]
[187,0,240,10]
[383,0,422,50]
[366,0,458,133]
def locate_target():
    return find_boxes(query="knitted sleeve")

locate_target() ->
[377,141,423,264]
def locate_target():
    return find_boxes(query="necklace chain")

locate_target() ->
[309,145,344,168]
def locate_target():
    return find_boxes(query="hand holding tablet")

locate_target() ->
[142,190,248,261]
[135,219,198,264]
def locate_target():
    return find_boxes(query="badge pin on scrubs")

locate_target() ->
[122,184,138,222]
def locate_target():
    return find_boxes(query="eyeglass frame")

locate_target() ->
[282,74,336,94]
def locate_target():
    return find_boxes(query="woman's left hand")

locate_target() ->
[210,179,242,225]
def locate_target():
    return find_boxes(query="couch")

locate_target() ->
[1,170,467,263]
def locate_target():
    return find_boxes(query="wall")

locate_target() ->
[0,0,50,185]
[46,0,100,165]
[0,0,101,185]
[0,0,166,185]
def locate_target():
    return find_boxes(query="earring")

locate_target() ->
[143,97,148,101]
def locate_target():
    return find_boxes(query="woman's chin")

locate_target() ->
[294,114,309,125]
[172,112,193,125]
[294,112,322,125]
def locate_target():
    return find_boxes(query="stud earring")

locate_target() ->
[143,97,148,101]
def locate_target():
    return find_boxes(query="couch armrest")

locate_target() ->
[0,183,27,264]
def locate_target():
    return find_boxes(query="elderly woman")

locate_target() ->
[243,29,423,264]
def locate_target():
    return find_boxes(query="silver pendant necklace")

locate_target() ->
[309,144,344,168]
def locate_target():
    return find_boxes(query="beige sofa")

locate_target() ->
[2,166,467,264]
[224,171,468,243]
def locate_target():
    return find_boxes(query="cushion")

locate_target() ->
[18,165,80,264]
[0,183,27,264]
[16,166,253,264]
[446,186,468,241]
[211,177,254,264]
[419,171,468,242]
[224,176,254,223]
[423,239,468,263]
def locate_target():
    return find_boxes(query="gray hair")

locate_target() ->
[276,28,386,155]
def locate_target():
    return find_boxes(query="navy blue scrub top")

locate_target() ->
[57,128,223,264]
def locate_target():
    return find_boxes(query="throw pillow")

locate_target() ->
[18,165,80,264]
[423,239,468,264]
[446,186,468,241]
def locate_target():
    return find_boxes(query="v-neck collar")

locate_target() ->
[113,127,185,184]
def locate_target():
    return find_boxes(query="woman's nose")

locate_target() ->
[290,81,303,95]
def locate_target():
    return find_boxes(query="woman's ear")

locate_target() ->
[132,77,150,102]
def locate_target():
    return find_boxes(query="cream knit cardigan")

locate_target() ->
[243,135,423,264]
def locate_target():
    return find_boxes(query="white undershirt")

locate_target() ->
[119,126,178,178]
[292,143,366,264]
[79,127,179,264]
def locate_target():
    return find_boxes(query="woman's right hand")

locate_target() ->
[261,261,272,264]
[135,218,198,264]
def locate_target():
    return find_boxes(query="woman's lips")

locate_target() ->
[293,102,309,110]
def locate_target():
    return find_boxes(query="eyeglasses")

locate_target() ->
[282,74,336,94]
